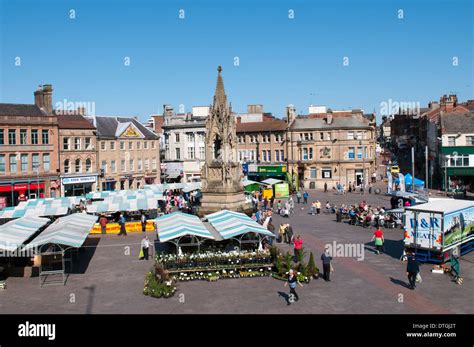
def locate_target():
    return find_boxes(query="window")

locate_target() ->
[101,141,106,150]
[326,133,331,141]
[320,132,324,140]
[145,159,149,170]
[64,159,70,173]
[309,148,313,160]
[43,154,50,172]
[63,137,70,150]
[347,132,354,140]
[152,159,157,170]
[138,160,142,171]
[199,146,205,159]
[129,159,134,171]
[75,159,82,173]
[0,129,4,145]
[262,151,267,162]
[129,141,133,150]
[121,160,126,172]
[175,133,180,143]
[0,155,5,173]
[102,160,107,173]
[322,168,332,179]
[151,141,156,149]
[357,147,363,159]
[8,129,16,145]
[144,141,148,149]
[449,155,469,167]
[31,130,38,145]
[176,148,181,160]
[466,136,474,145]
[111,160,116,173]
[74,138,81,150]
[137,142,141,150]
[21,154,28,172]
[310,167,317,179]
[187,146,195,159]
[42,130,49,144]
[32,154,40,172]
[274,150,279,162]
[20,129,27,145]
[187,133,194,142]
[447,136,456,146]
[348,147,355,160]
[280,150,284,161]
[9,155,17,173]
[356,132,363,140]
[85,158,92,172]
[110,141,115,150]
[120,141,125,150]
[303,148,308,160]
[85,137,92,150]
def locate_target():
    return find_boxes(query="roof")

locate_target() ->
[236,120,287,133]
[0,216,50,251]
[156,212,215,242]
[440,112,474,134]
[291,116,371,130]
[205,210,274,239]
[23,213,98,250]
[57,114,96,129]
[0,103,46,117]
[405,200,473,214]
[261,178,284,186]
[86,115,159,140]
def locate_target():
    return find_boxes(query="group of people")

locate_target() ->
[331,201,400,228]
[251,195,295,218]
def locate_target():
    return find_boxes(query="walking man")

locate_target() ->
[141,212,147,232]
[284,269,303,305]
[406,252,420,290]
[296,190,301,204]
[285,224,294,244]
[321,247,333,282]
[324,182,328,193]
[303,191,309,204]
[118,213,127,236]
[141,236,151,260]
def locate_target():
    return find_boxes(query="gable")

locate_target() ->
[116,122,144,138]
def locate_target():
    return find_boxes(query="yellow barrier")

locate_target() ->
[90,220,156,234]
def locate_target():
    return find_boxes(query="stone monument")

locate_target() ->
[198,66,252,216]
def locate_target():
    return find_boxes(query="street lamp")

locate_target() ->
[359,139,366,195]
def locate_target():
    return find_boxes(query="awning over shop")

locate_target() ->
[156,212,215,242]
[23,213,98,250]
[205,210,274,239]
[261,178,284,186]
[0,216,50,251]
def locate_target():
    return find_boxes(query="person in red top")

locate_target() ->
[99,215,108,234]
[293,235,303,262]
[371,228,384,254]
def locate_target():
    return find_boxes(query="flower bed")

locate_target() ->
[174,267,274,281]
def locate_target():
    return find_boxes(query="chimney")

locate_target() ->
[286,104,296,124]
[326,110,333,125]
[440,94,457,112]
[34,84,53,114]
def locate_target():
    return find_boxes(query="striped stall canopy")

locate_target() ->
[205,210,274,240]
[86,195,160,213]
[0,216,50,252]
[156,212,215,243]
[0,205,69,219]
[23,213,98,250]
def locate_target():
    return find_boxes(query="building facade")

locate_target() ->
[57,112,98,196]
[162,106,208,182]
[0,84,60,207]
[86,115,160,191]
[440,111,474,193]
[288,108,376,190]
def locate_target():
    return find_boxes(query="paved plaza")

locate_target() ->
[0,190,472,314]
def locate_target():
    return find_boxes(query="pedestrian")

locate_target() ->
[99,214,108,234]
[348,181,352,193]
[406,252,420,290]
[285,224,293,244]
[371,227,384,254]
[140,236,151,260]
[277,200,282,214]
[321,247,333,282]
[141,212,147,232]
[270,196,275,210]
[303,191,309,204]
[293,235,303,262]
[267,222,275,246]
[311,201,316,215]
[296,190,301,204]
[316,200,321,215]
[324,182,328,193]
[118,213,127,236]
[278,223,287,243]
[284,269,303,305]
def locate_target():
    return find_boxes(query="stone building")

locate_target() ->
[0,84,60,207]
[57,112,98,196]
[85,115,160,191]
[288,107,376,190]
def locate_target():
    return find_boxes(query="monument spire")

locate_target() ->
[214,65,227,108]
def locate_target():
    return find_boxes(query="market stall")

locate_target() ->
[0,216,49,253]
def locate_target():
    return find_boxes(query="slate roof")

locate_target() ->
[291,116,372,130]
[57,114,96,129]
[0,103,46,117]
[440,112,474,134]
[86,115,159,140]
[236,120,287,133]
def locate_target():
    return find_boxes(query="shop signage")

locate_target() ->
[274,183,289,198]
[62,176,96,185]
[257,166,286,174]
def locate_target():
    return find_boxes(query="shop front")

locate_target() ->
[102,178,117,191]
[61,175,97,197]
[0,181,46,207]
[248,165,287,183]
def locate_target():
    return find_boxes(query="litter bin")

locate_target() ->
[336,211,342,222]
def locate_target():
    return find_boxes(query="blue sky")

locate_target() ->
[0,0,472,123]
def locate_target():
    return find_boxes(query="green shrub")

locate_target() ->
[306,252,319,277]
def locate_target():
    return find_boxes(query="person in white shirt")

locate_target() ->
[141,236,152,260]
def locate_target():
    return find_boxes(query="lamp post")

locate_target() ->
[359,139,365,195]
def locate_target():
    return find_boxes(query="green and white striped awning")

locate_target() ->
[205,210,274,239]
[23,213,98,250]
[0,216,50,252]
[156,212,214,242]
